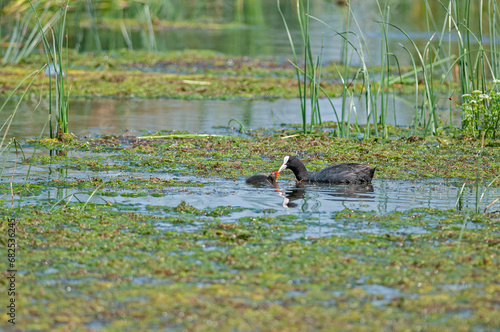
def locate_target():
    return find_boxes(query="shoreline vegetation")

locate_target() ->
[0,49,413,100]
[1,0,499,139]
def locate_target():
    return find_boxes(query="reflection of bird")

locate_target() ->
[278,156,376,184]
[280,186,306,208]
[279,183,375,208]
[279,191,292,208]
[246,171,280,186]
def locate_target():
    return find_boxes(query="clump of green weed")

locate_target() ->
[461,89,500,139]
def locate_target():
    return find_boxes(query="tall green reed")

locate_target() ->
[441,0,500,135]
[490,0,500,80]
[2,1,70,140]
[1,3,62,64]
[306,0,402,138]
[279,0,410,138]
[277,0,323,134]
[27,0,70,140]
[1,0,159,56]
[283,0,500,137]
[382,0,500,135]
[0,67,45,150]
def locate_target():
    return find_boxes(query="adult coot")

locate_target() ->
[278,156,375,184]
[246,171,280,186]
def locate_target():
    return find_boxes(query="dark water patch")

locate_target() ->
[276,178,500,213]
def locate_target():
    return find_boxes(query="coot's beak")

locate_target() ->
[278,163,287,173]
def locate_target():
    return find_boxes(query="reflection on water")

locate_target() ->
[3,157,498,237]
[7,165,500,215]
[271,178,495,214]
[0,1,488,65]
[280,184,374,208]
[0,95,461,139]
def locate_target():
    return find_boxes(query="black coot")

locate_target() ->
[246,171,280,186]
[278,156,375,184]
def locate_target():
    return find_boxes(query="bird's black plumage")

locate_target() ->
[246,171,279,186]
[278,156,376,184]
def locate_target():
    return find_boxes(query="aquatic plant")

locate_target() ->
[449,0,497,96]
[26,0,70,140]
[228,118,248,134]
[278,0,411,138]
[380,0,500,135]
[277,0,324,134]
[460,89,500,139]
[314,0,457,137]
[0,67,44,148]
[1,1,62,64]
[1,0,247,53]
[0,1,70,138]
[279,0,500,138]
[0,67,45,204]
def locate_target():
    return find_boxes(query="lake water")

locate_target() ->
[1,95,460,139]
[1,1,490,64]
[5,159,499,237]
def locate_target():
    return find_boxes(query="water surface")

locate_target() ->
[1,1,490,64]
[1,95,460,139]
[4,160,497,238]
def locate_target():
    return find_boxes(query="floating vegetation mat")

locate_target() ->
[0,133,499,330]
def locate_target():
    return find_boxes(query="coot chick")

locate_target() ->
[278,156,375,184]
[246,171,280,186]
